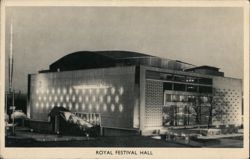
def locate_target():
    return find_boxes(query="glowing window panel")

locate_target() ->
[92,96,96,102]
[60,96,63,102]
[63,103,66,108]
[51,88,55,94]
[88,104,92,110]
[49,96,52,102]
[119,104,123,112]
[35,102,39,108]
[111,104,115,112]
[46,89,49,94]
[85,96,89,102]
[54,96,58,102]
[79,96,82,102]
[66,95,69,102]
[104,89,108,95]
[119,87,124,95]
[72,95,76,102]
[36,90,39,94]
[43,96,47,101]
[82,89,86,94]
[57,88,61,94]
[89,89,92,94]
[96,104,100,111]
[63,88,67,94]
[57,102,60,107]
[69,88,73,94]
[52,103,55,107]
[75,89,79,95]
[96,88,100,94]
[38,96,42,101]
[41,103,44,108]
[107,96,111,103]
[103,104,107,111]
[99,96,103,103]
[41,89,44,94]
[111,87,115,95]
[115,95,119,103]
[69,103,72,110]
[75,103,79,110]
[82,103,86,110]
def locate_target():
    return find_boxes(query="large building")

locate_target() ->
[27,51,243,136]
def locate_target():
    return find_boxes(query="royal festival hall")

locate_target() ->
[27,51,243,136]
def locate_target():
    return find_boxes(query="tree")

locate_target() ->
[207,88,228,128]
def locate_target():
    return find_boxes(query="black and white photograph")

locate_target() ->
[1,1,249,159]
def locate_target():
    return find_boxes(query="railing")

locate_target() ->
[73,112,101,126]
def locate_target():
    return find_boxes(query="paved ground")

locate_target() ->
[5,127,243,147]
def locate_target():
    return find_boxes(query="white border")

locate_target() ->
[0,1,249,159]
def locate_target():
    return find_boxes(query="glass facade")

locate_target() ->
[163,93,211,127]
[147,70,213,94]
[146,70,213,127]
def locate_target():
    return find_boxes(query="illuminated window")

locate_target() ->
[36,90,39,94]
[85,96,89,102]
[89,89,92,94]
[119,87,124,95]
[63,103,66,108]
[75,89,79,95]
[57,88,61,94]
[115,95,119,103]
[51,103,55,107]
[103,104,107,111]
[38,96,42,101]
[82,89,86,94]
[60,96,63,102]
[96,88,100,94]
[51,88,55,94]
[119,104,123,112]
[88,104,92,110]
[69,88,73,94]
[75,103,79,110]
[72,95,76,102]
[79,96,82,102]
[49,96,52,102]
[46,89,49,94]
[111,104,115,112]
[66,95,69,102]
[69,103,72,110]
[99,96,103,103]
[104,89,108,95]
[107,96,111,103]
[43,96,47,101]
[63,88,67,94]
[92,96,96,102]
[111,87,115,95]
[41,89,44,94]
[36,102,39,108]
[187,85,198,92]
[41,103,44,108]
[96,104,100,111]
[54,96,58,102]
[82,103,85,110]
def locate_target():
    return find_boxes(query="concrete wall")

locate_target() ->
[212,77,243,126]
[28,66,139,130]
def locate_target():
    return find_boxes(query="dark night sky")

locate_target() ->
[5,6,244,93]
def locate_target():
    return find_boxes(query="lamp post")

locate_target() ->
[10,90,15,135]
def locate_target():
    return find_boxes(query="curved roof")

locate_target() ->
[46,50,194,72]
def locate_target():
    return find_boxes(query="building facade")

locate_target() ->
[27,51,242,136]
